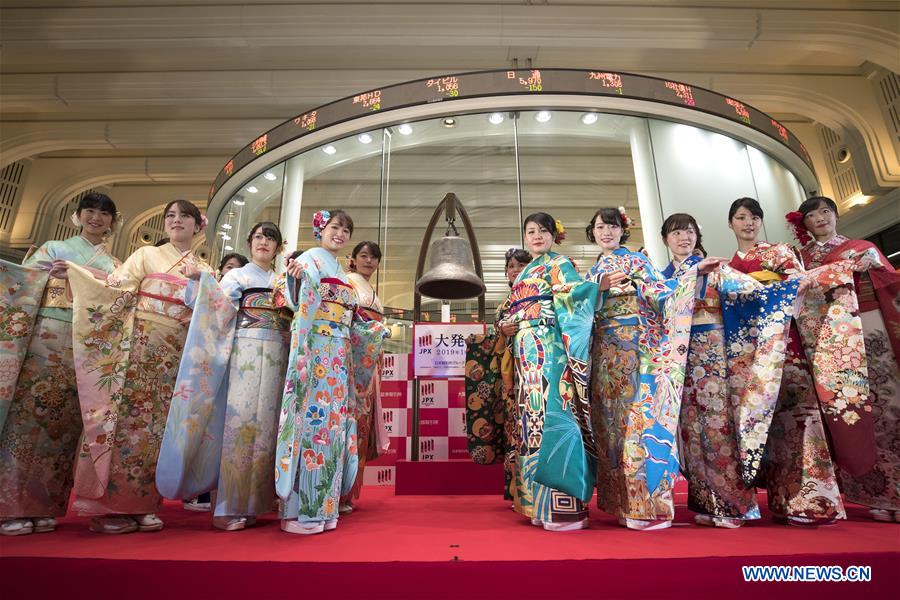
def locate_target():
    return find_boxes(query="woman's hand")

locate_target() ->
[697,256,727,275]
[499,322,517,337]
[598,270,628,291]
[180,263,202,281]
[286,258,304,279]
[48,259,69,279]
[796,275,814,294]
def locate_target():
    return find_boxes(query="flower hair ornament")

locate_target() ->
[553,219,567,244]
[312,209,331,240]
[199,214,209,233]
[785,211,812,245]
[617,206,636,235]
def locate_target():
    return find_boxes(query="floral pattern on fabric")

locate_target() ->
[667,255,760,520]
[275,248,387,525]
[587,247,697,520]
[802,236,900,511]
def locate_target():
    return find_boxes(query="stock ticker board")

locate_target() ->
[210,68,813,200]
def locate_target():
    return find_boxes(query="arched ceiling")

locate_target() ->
[1,0,898,248]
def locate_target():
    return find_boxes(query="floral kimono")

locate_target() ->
[801,235,900,511]
[68,242,212,516]
[661,255,761,521]
[341,271,389,504]
[0,236,118,519]
[727,241,848,521]
[465,293,519,500]
[275,248,387,528]
[503,252,597,524]
[587,247,697,521]
[157,261,292,519]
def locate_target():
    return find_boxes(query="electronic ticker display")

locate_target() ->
[210,68,813,199]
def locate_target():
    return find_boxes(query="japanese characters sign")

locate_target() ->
[413,322,485,377]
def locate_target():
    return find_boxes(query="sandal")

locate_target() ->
[280,519,324,535]
[132,513,164,532]
[0,518,34,536]
[89,516,138,534]
[32,517,57,533]
[695,514,744,529]
[213,516,247,531]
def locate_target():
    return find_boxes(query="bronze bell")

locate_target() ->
[416,233,486,300]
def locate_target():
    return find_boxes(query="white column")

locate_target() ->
[280,157,305,259]
[629,121,668,267]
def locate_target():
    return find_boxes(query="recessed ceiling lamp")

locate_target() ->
[488,113,505,125]
[581,112,599,125]
[221,223,232,230]
[397,124,413,135]
[232,199,245,206]
[442,118,457,128]
[246,186,259,193]
[535,111,552,123]
[224,245,234,251]
[263,172,277,181]
[221,234,231,241]
[358,133,373,144]
[323,145,337,155]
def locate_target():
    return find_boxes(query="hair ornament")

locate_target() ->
[70,212,81,228]
[617,206,636,234]
[553,219,567,244]
[504,247,518,261]
[312,209,331,240]
[199,214,209,233]
[785,211,812,246]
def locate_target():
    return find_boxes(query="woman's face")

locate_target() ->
[320,219,351,253]
[592,219,623,253]
[524,222,553,256]
[802,203,837,240]
[250,229,280,264]
[664,226,697,259]
[78,207,114,239]
[219,257,243,279]
[728,206,762,244]
[353,247,380,278]
[506,258,528,285]
[164,204,199,243]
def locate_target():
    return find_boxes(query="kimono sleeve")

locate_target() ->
[534,255,598,502]
[107,246,149,290]
[156,271,238,499]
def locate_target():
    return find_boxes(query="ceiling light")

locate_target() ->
[580,113,599,125]
[220,234,231,241]
[246,186,258,193]
[442,118,456,128]
[488,113,504,125]
[535,111,552,123]
[221,223,232,230]
[232,200,245,206]
[323,145,337,155]
[263,172,277,181]
[224,245,234,251]
[397,123,413,135]
[358,133,373,144]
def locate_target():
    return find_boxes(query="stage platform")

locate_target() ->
[2,486,897,599]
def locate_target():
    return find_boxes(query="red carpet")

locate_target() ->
[2,486,898,599]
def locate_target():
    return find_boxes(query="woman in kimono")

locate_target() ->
[587,207,721,531]
[69,199,213,534]
[465,248,532,502]
[339,241,389,514]
[792,196,900,522]
[660,213,759,528]
[726,197,848,526]
[498,213,598,532]
[0,192,121,536]
[217,252,248,281]
[164,221,290,530]
[277,210,387,535]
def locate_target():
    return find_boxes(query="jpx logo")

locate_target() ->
[376,469,394,484]
[421,438,436,460]
[382,355,395,378]
[420,381,436,407]
[418,333,433,354]
[383,409,394,434]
